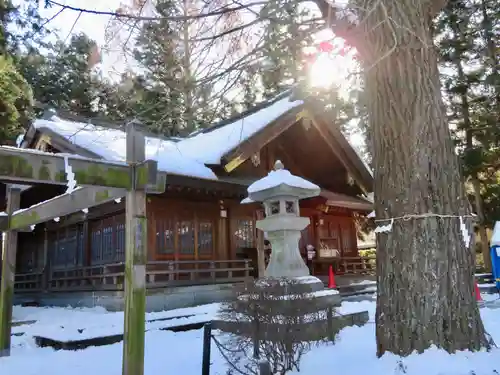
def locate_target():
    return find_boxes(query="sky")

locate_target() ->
[29,0,366,150]
[39,0,119,45]
[37,0,128,77]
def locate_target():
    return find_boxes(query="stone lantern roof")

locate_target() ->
[247,160,320,202]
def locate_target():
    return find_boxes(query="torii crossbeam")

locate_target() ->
[0,122,165,375]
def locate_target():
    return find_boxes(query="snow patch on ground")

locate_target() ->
[3,297,500,375]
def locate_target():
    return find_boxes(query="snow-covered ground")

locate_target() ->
[2,294,500,375]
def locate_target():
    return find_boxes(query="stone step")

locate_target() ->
[34,319,210,350]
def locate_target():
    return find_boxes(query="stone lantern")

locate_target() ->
[247,160,320,279]
[211,161,369,348]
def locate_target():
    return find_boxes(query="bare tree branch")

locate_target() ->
[46,0,268,22]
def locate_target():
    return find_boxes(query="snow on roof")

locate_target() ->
[33,117,218,181]
[247,160,320,194]
[240,197,254,204]
[29,92,370,188]
[31,95,303,181]
[175,96,303,165]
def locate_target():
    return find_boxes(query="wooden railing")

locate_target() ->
[14,271,44,292]
[14,259,253,292]
[339,256,376,275]
[314,256,376,275]
[145,260,252,288]
[49,263,125,291]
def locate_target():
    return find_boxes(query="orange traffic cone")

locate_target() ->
[328,265,337,289]
[474,282,482,302]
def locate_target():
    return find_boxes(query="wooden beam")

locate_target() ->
[304,111,371,195]
[166,174,247,196]
[222,107,303,173]
[0,186,21,357]
[275,142,309,178]
[44,200,125,230]
[0,146,160,191]
[2,187,125,231]
[122,122,147,375]
[305,102,373,192]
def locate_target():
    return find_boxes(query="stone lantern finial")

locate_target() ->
[274,160,284,171]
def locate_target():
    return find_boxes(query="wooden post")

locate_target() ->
[41,226,49,292]
[259,360,271,375]
[253,316,260,359]
[327,306,334,342]
[0,186,21,357]
[122,122,148,375]
[217,203,229,261]
[201,322,212,375]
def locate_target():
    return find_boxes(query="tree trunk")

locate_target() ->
[471,177,491,271]
[358,0,489,356]
[182,0,195,134]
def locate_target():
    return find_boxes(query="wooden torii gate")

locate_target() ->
[0,122,165,375]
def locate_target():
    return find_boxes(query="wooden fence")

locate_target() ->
[13,259,253,293]
[312,256,376,276]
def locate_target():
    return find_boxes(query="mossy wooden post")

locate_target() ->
[0,186,21,357]
[122,121,148,375]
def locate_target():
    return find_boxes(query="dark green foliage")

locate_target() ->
[121,0,241,136]
[0,0,47,144]
[437,0,500,227]
[0,56,33,144]
[17,33,104,118]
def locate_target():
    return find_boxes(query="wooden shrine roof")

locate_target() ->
[17,89,373,195]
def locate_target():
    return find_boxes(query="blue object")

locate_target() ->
[490,221,500,290]
[490,245,500,290]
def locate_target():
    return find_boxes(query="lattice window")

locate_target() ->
[91,227,103,264]
[178,221,195,254]
[90,215,125,264]
[329,222,339,239]
[198,221,213,254]
[64,226,79,266]
[341,226,352,253]
[18,235,41,272]
[102,226,114,261]
[156,218,175,254]
[48,234,60,269]
[234,219,255,248]
[116,223,125,261]
[51,224,84,269]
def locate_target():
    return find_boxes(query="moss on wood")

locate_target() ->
[74,165,131,189]
[10,211,40,230]
[0,156,34,179]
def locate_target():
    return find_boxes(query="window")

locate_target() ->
[198,221,213,255]
[178,221,195,254]
[286,201,295,214]
[18,235,42,272]
[90,215,125,264]
[234,219,255,248]
[50,224,84,270]
[341,225,352,253]
[156,218,175,254]
[269,201,280,215]
[116,223,125,260]
[90,227,103,264]
[102,226,114,261]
